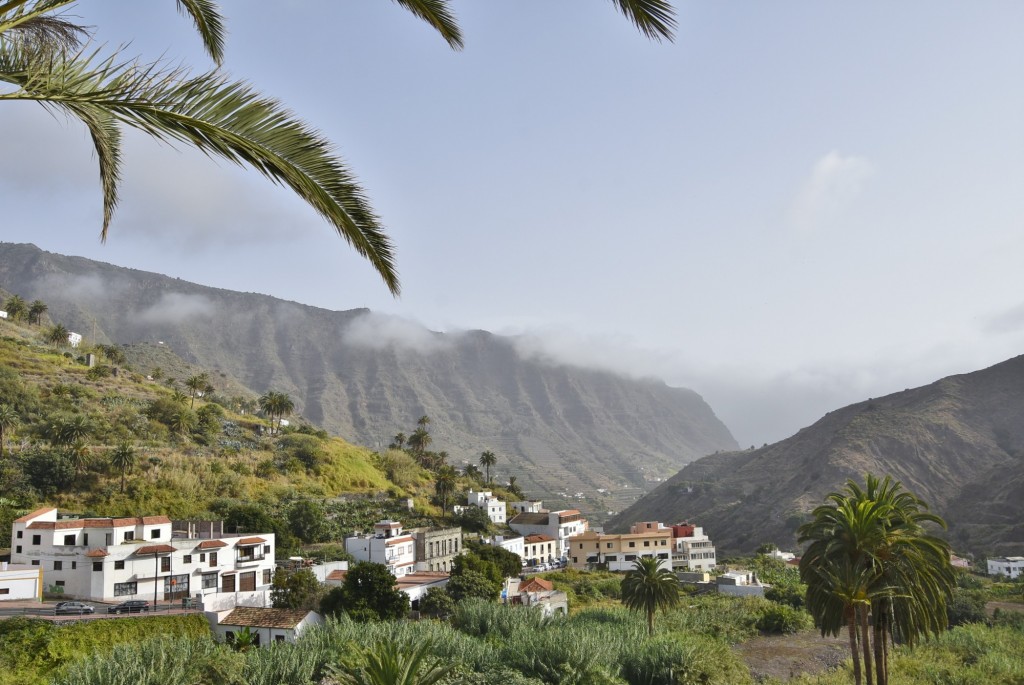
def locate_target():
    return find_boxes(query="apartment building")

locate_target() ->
[344,520,416,577]
[10,508,276,611]
[454,490,507,525]
[508,509,588,559]
[409,526,463,572]
[568,524,673,571]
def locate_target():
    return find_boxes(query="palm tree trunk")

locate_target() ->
[859,605,873,685]
[647,607,655,637]
[848,609,862,685]
[873,616,886,685]
[120,468,126,494]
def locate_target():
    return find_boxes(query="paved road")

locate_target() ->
[0,600,201,621]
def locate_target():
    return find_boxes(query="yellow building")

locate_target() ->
[568,526,672,571]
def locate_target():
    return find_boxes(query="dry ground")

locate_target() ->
[735,630,848,683]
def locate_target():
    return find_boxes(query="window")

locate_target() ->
[55,580,64,587]
[263,544,270,554]
[32,535,40,545]
[71,561,77,570]
[114,581,137,596]
[15,545,21,554]
[16,531,22,539]
[0,589,8,595]
[209,552,218,567]
[628,542,635,548]
[607,542,613,548]
[63,534,76,545]
[275,635,285,643]
[53,561,63,571]
[578,543,584,550]
[183,555,192,564]
[643,541,650,547]
[115,560,125,570]
[151,529,161,540]
[222,574,235,593]
[123,531,134,542]
[263,569,272,584]
[83,534,88,545]
[240,571,256,592]
[202,573,218,589]
[200,553,206,562]
[31,560,39,566]
[105,533,113,545]
[161,557,171,572]
[225,631,234,642]
[93,562,102,572]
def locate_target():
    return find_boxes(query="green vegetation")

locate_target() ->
[621,557,681,636]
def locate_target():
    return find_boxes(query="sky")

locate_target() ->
[4,1,1024,447]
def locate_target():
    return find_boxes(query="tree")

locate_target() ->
[479,450,496,484]
[506,475,524,499]
[64,440,91,476]
[288,499,330,544]
[446,570,500,602]
[321,561,408,621]
[407,426,432,455]
[419,587,455,619]
[0,404,18,459]
[463,463,482,481]
[45,323,69,349]
[434,465,458,515]
[109,441,136,493]
[3,295,26,321]
[471,544,522,578]
[27,300,47,325]
[798,474,955,685]
[258,390,294,435]
[621,557,680,636]
[326,639,455,685]
[271,568,324,611]
[389,432,407,450]
[185,374,208,408]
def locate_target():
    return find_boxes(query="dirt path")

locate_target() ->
[734,630,848,683]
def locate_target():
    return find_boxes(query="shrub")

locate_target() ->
[618,634,752,685]
[755,603,812,634]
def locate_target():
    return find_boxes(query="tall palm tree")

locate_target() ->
[168,407,196,437]
[621,556,680,636]
[463,463,482,481]
[3,295,26,321]
[258,390,294,435]
[327,639,455,685]
[407,427,431,455]
[479,450,496,484]
[27,299,47,325]
[184,374,207,408]
[65,440,91,476]
[799,474,954,685]
[389,432,407,450]
[45,323,69,349]
[56,414,91,446]
[434,466,458,516]
[0,404,19,459]
[109,441,136,493]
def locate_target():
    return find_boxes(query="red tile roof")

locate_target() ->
[524,534,554,543]
[135,544,176,555]
[197,540,227,549]
[14,507,56,523]
[26,522,56,530]
[326,570,348,582]
[236,537,266,545]
[222,607,314,629]
[84,548,109,558]
[519,577,554,593]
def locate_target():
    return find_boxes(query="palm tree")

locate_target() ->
[434,466,458,516]
[407,427,431,455]
[389,432,407,450]
[507,475,524,499]
[109,441,136,493]
[3,295,26,321]
[57,414,91,446]
[799,474,955,685]
[327,639,455,685]
[170,389,189,406]
[479,450,496,484]
[27,299,47,325]
[65,440,91,476]
[0,404,18,459]
[45,323,69,349]
[168,407,196,437]
[621,556,680,636]
[258,390,294,435]
[463,463,482,481]
[184,373,207,408]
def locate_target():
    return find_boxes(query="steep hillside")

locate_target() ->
[0,242,738,501]
[607,356,1024,557]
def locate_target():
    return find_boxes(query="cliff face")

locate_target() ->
[607,356,1024,557]
[0,243,738,501]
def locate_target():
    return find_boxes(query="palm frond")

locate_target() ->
[175,0,225,65]
[609,0,676,42]
[391,0,463,50]
[0,46,400,294]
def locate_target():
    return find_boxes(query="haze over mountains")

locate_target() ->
[0,243,738,507]
[608,355,1024,557]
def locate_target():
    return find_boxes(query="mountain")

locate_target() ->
[0,243,738,507]
[606,356,1024,557]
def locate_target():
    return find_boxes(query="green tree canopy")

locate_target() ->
[270,568,324,611]
[321,561,409,622]
[621,556,680,637]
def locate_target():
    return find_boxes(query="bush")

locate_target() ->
[618,634,752,685]
[755,604,812,634]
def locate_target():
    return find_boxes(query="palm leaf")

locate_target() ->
[175,0,225,64]
[610,0,677,42]
[391,0,463,50]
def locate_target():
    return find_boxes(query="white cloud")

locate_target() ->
[136,292,217,324]
[789,151,874,231]
[342,311,454,354]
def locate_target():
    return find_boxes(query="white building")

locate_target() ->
[987,556,1024,579]
[568,523,674,572]
[0,310,7,320]
[10,508,276,611]
[210,607,323,646]
[482,535,526,564]
[67,332,82,348]
[669,523,717,572]
[0,562,42,601]
[396,571,450,607]
[508,509,588,559]
[717,570,768,597]
[454,490,506,525]
[509,501,543,515]
[344,520,416,577]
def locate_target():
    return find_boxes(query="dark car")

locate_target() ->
[54,601,95,615]
[107,600,150,614]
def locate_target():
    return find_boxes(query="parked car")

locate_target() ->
[54,601,95,615]
[107,600,150,614]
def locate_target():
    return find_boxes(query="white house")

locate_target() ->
[67,332,82,348]
[454,490,506,525]
[0,562,42,601]
[0,310,7,320]
[509,501,543,515]
[344,520,416,577]
[987,556,1024,579]
[482,535,526,565]
[717,570,768,597]
[210,607,323,646]
[10,508,276,611]
[668,523,717,572]
[396,571,450,607]
[508,509,588,559]
[504,576,568,617]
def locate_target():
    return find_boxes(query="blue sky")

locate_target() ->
[4,1,1024,446]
